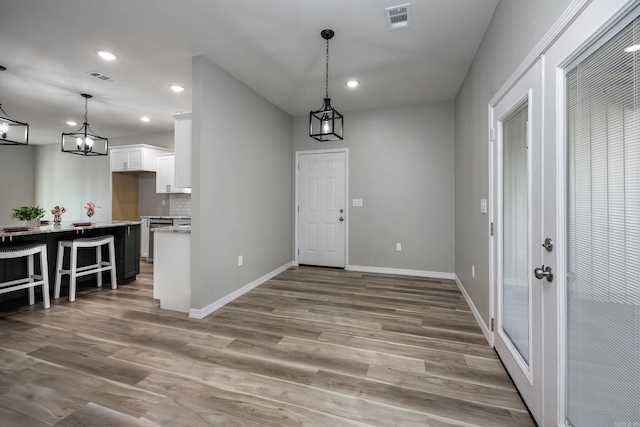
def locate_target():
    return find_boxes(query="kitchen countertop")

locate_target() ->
[140,216,191,219]
[1,220,141,239]
[152,225,191,234]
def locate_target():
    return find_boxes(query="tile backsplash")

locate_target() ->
[169,193,191,217]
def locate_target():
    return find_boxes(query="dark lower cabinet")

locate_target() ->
[122,224,141,280]
[0,223,141,303]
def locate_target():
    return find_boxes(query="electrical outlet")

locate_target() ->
[472,265,475,278]
[396,243,402,251]
[238,255,243,266]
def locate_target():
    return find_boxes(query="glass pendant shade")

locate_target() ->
[0,104,29,146]
[309,29,344,141]
[61,94,108,156]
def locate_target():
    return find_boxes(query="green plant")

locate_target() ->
[11,206,46,221]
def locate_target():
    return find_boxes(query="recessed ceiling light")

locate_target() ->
[624,44,640,52]
[95,50,118,61]
[140,116,151,122]
[347,80,359,88]
[66,121,77,126]
[170,85,185,93]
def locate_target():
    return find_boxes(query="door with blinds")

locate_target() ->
[562,15,640,426]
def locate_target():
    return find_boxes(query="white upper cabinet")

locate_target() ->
[156,153,191,194]
[173,112,191,188]
[110,144,170,172]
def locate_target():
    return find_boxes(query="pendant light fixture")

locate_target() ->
[0,66,29,146]
[0,103,29,146]
[309,29,344,141]
[61,93,108,156]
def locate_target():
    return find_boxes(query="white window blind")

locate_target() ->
[566,16,640,426]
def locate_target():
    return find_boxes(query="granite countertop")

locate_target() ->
[152,225,191,234]
[140,216,191,220]
[1,220,141,239]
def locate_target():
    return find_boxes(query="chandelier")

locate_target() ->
[61,93,108,156]
[309,29,344,141]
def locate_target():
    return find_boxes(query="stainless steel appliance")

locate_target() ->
[147,218,173,262]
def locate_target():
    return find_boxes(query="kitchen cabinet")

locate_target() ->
[0,223,141,303]
[110,144,169,172]
[121,224,141,280]
[153,228,191,312]
[173,112,191,188]
[156,154,191,194]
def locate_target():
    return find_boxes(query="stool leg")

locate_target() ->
[54,242,64,299]
[108,239,117,289]
[96,245,103,288]
[27,254,35,306]
[69,243,78,302]
[40,246,50,309]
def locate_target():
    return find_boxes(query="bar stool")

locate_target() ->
[54,235,117,302]
[0,241,50,309]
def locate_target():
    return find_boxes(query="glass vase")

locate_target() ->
[25,219,40,229]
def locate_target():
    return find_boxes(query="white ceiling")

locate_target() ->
[0,0,499,145]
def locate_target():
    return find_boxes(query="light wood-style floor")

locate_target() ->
[0,262,534,426]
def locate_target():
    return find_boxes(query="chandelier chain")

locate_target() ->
[325,37,330,99]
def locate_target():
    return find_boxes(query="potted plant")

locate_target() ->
[11,205,46,228]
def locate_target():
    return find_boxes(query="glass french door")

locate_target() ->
[492,59,544,424]
[563,13,640,426]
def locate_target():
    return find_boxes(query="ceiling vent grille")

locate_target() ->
[85,70,119,83]
[386,3,411,31]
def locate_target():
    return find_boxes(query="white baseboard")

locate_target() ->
[346,265,455,281]
[188,261,294,319]
[454,274,492,346]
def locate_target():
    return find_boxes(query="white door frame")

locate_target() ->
[294,148,349,267]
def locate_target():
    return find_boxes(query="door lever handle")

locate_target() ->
[534,265,553,282]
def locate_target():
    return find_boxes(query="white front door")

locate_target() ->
[297,150,347,268]
[491,59,544,423]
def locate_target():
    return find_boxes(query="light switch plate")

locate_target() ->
[352,199,363,207]
[480,199,487,214]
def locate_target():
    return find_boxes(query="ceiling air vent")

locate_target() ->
[386,3,410,31]
[85,70,119,83]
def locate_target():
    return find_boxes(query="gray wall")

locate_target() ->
[293,101,455,273]
[34,144,111,222]
[0,145,37,224]
[191,55,293,310]
[110,131,174,217]
[454,0,573,325]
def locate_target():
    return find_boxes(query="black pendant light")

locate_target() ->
[0,66,29,146]
[309,29,344,141]
[61,93,108,156]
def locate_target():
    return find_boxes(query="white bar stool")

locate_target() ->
[0,241,51,309]
[54,235,117,302]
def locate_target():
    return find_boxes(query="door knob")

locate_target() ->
[339,217,344,222]
[534,265,553,282]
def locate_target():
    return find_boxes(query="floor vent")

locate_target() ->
[386,3,411,31]
[85,70,119,83]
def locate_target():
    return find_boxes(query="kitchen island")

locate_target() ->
[153,225,191,313]
[0,221,141,303]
